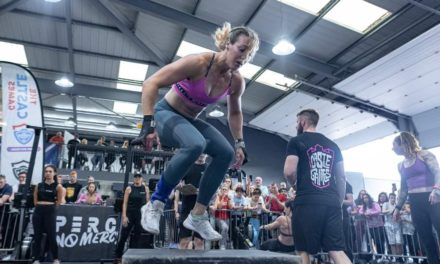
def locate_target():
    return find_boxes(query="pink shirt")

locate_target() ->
[358,202,384,228]
[76,193,103,205]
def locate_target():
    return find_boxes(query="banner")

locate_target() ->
[56,205,118,261]
[0,62,44,186]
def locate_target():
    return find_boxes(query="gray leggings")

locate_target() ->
[154,99,235,205]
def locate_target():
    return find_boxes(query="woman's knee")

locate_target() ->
[213,144,234,163]
[182,141,206,158]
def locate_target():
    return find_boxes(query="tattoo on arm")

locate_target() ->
[422,151,440,186]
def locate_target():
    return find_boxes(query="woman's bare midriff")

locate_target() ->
[164,90,206,119]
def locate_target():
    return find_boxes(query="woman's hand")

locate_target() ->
[429,189,440,204]
[232,147,245,169]
[393,209,400,222]
[122,215,129,227]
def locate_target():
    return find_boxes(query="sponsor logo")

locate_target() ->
[11,160,29,180]
[13,123,34,145]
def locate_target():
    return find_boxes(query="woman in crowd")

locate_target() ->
[245,188,269,248]
[75,182,102,205]
[392,132,440,264]
[119,140,129,173]
[214,184,233,250]
[382,193,403,257]
[400,202,421,262]
[377,192,389,209]
[32,164,63,264]
[259,200,295,253]
[137,22,259,241]
[357,193,386,255]
[115,173,150,263]
[353,189,367,252]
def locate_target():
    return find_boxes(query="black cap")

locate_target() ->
[134,173,143,178]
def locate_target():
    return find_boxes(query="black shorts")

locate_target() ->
[260,238,295,253]
[179,195,202,239]
[292,204,345,254]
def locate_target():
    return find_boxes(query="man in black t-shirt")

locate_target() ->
[283,109,350,264]
[67,134,80,169]
[63,170,83,203]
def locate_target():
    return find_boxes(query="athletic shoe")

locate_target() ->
[183,212,222,241]
[32,261,40,264]
[141,200,164,234]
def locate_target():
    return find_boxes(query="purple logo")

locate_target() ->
[307,144,335,189]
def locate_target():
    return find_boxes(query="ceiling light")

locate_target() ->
[272,39,296,56]
[176,41,213,57]
[323,0,390,33]
[208,106,224,118]
[113,101,138,115]
[116,83,142,92]
[278,0,331,15]
[0,41,28,65]
[45,0,62,2]
[118,61,149,81]
[256,70,297,91]
[55,78,74,88]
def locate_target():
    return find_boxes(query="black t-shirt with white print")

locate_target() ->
[286,132,343,207]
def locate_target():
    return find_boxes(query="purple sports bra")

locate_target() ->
[173,53,232,107]
[400,157,434,191]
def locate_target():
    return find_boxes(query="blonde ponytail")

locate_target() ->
[213,22,232,51]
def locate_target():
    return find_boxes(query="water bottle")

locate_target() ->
[244,238,254,248]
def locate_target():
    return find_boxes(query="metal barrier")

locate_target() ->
[335,213,433,263]
[55,143,173,174]
[154,208,282,250]
[0,204,23,253]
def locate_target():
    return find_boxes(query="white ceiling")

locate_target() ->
[250,23,440,147]
[334,23,440,116]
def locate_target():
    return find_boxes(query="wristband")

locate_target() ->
[235,138,245,149]
[142,115,155,134]
[433,185,440,190]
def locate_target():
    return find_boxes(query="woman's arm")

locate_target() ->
[382,202,392,214]
[369,203,382,215]
[56,184,64,206]
[227,75,245,141]
[214,195,221,209]
[227,75,246,168]
[75,193,85,204]
[33,184,38,206]
[145,185,150,202]
[396,162,408,210]
[122,187,131,219]
[261,216,282,230]
[420,150,440,186]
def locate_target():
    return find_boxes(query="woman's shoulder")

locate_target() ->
[182,52,213,68]
[231,71,245,87]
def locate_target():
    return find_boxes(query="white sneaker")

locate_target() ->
[183,212,222,241]
[32,261,40,264]
[219,244,226,250]
[141,200,165,234]
[53,260,60,264]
